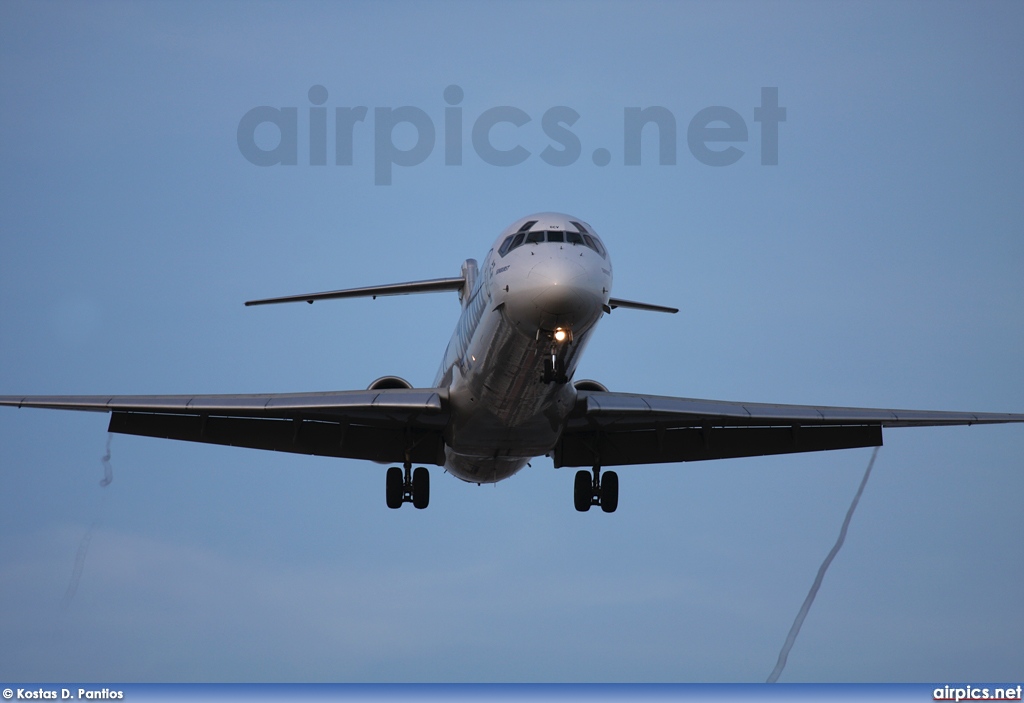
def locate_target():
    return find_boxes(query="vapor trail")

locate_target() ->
[766,446,879,683]
[59,435,114,611]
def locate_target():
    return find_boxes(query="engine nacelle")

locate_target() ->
[367,376,414,390]
[573,379,608,393]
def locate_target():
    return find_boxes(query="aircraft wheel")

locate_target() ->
[600,470,618,513]
[412,466,430,509]
[385,466,404,509]
[573,470,592,512]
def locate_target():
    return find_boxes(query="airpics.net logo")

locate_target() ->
[236,85,786,185]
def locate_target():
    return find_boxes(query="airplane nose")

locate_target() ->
[531,259,588,314]
[503,254,604,332]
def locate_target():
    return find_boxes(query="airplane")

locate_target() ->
[2,212,1022,512]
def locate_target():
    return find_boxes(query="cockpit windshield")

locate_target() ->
[498,228,606,258]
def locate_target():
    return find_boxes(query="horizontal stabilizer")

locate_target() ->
[245,277,465,306]
[608,297,679,314]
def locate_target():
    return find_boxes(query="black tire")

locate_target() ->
[573,470,592,512]
[600,470,618,513]
[412,466,430,509]
[386,466,404,509]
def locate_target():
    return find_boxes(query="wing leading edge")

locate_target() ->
[0,389,450,466]
[553,391,1024,467]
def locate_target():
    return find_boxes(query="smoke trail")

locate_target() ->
[59,519,97,610]
[99,433,113,486]
[766,446,879,683]
[59,435,114,612]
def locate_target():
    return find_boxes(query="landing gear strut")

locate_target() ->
[573,466,618,513]
[386,463,430,509]
[542,353,569,384]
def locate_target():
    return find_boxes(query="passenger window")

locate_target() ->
[547,231,564,243]
[566,231,584,245]
[526,231,545,244]
[498,235,514,256]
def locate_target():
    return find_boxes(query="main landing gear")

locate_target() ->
[574,466,618,513]
[386,463,430,509]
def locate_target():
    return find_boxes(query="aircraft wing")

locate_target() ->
[553,391,1024,467]
[0,389,450,466]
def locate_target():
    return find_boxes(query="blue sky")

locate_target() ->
[1,0,1022,683]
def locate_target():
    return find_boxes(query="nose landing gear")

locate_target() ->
[542,354,569,384]
[541,327,572,384]
[573,466,618,513]
[386,463,430,509]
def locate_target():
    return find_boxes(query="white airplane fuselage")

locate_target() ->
[434,212,612,483]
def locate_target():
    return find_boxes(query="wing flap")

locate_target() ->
[109,412,446,465]
[554,424,881,467]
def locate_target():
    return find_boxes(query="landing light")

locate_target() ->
[553,328,568,343]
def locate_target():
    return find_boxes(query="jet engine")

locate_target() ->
[367,376,414,390]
